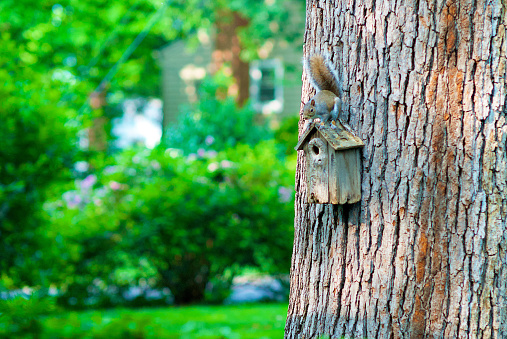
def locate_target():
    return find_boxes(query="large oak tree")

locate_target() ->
[286,0,507,337]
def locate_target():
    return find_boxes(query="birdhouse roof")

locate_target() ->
[295,120,364,151]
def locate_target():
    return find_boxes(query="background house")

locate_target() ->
[159,6,305,127]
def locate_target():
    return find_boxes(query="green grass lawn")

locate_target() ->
[41,303,288,339]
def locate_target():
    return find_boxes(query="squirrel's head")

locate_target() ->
[302,99,316,119]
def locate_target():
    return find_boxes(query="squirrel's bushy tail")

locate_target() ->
[306,54,342,98]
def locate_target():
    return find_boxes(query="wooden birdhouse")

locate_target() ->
[295,120,364,204]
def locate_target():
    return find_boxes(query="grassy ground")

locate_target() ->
[41,303,288,338]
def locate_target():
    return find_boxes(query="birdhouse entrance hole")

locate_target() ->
[309,138,326,164]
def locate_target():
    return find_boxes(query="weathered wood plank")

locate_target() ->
[306,131,329,203]
[330,148,361,204]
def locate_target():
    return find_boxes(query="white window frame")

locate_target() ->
[249,59,284,114]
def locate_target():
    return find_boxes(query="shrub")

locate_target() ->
[274,115,299,157]
[47,140,295,306]
[0,68,79,287]
[45,70,296,306]
[164,70,273,154]
[0,294,57,338]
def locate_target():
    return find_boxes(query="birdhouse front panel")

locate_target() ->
[305,131,329,204]
[295,120,364,205]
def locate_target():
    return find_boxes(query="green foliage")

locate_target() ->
[0,0,299,306]
[47,139,294,305]
[216,0,303,61]
[0,295,57,338]
[0,60,79,286]
[165,70,273,154]
[38,71,295,306]
[40,303,287,338]
[274,115,300,156]
[204,271,235,305]
[0,0,295,101]
[1,0,200,99]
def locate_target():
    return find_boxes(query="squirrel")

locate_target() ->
[302,53,342,123]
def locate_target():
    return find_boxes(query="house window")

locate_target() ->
[250,59,284,114]
[180,64,206,103]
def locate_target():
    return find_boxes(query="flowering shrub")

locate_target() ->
[47,140,295,305]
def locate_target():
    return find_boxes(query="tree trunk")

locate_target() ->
[213,11,250,106]
[286,0,507,338]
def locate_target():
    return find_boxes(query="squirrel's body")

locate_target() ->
[302,54,342,122]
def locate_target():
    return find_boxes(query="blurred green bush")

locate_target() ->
[43,73,296,306]
[47,139,294,306]
[0,294,57,338]
[164,70,273,154]
[273,115,300,156]
[0,68,79,287]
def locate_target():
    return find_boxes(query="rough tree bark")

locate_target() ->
[286,0,507,338]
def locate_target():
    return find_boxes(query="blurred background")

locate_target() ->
[0,0,305,337]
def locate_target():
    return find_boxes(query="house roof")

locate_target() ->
[295,119,364,151]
